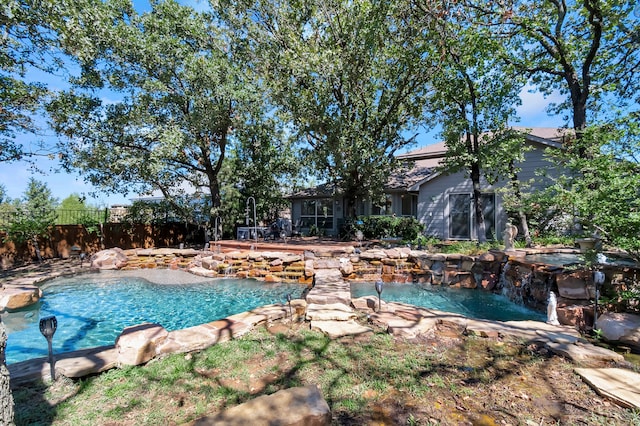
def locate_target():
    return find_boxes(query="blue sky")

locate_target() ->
[1,1,566,207]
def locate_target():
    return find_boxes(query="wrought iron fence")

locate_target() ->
[0,208,110,230]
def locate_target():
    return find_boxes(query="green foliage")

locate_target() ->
[308,224,320,237]
[478,0,640,131]
[220,0,433,217]
[225,115,302,229]
[49,0,272,227]
[0,0,58,162]
[600,277,640,315]
[354,216,424,242]
[529,235,574,247]
[3,179,58,261]
[411,3,527,244]
[121,200,190,226]
[523,126,640,259]
[433,240,496,255]
[55,194,105,229]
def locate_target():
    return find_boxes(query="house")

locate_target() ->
[288,127,569,240]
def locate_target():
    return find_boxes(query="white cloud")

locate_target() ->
[516,84,567,128]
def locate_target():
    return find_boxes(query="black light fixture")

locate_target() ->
[375,280,384,312]
[286,293,293,319]
[39,316,57,381]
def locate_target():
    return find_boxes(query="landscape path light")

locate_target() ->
[39,316,57,381]
[286,293,293,320]
[375,280,384,312]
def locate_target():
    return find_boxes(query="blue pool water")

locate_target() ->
[4,270,546,365]
[524,252,639,267]
[3,270,304,365]
[350,282,545,322]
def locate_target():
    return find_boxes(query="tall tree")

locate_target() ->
[4,178,58,262]
[470,1,640,249]
[0,0,56,163]
[225,115,303,226]
[412,1,526,243]
[220,0,434,217]
[48,0,269,226]
[471,0,640,151]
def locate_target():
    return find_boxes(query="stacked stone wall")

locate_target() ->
[88,247,640,332]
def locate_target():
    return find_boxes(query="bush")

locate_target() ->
[354,216,424,242]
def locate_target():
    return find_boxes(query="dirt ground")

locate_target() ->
[278,322,639,425]
[11,310,640,425]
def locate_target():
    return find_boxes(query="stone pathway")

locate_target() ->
[575,368,640,409]
[306,269,373,338]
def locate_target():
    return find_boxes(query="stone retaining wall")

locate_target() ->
[6,246,636,331]
[88,246,640,332]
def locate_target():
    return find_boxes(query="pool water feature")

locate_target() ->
[350,282,546,322]
[2,270,305,365]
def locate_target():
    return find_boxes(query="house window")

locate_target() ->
[301,199,334,230]
[449,194,471,239]
[481,193,496,240]
[401,194,415,216]
[448,193,496,240]
[372,195,392,216]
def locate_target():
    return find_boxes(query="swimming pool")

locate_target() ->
[4,270,546,365]
[3,270,305,365]
[350,282,546,322]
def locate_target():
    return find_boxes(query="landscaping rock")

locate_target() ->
[188,385,331,426]
[306,303,357,321]
[369,310,438,339]
[0,285,42,310]
[90,248,128,270]
[556,271,594,299]
[304,259,315,277]
[359,249,387,261]
[311,319,373,338]
[339,258,354,275]
[314,258,341,269]
[545,341,624,367]
[575,368,640,409]
[556,302,592,330]
[597,312,640,352]
[351,296,381,313]
[188,266,217,277]
[115,323,169,366]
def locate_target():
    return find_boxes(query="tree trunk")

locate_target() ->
[0,321,15,426]
[509,163,532,247]
[471,163,486,243]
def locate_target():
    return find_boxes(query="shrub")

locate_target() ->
[354,216,424,242]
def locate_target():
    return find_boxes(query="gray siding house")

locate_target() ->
[289,127,568,240]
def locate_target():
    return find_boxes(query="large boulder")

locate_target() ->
[597,312,640,352]
[189,385,331,426]
[556,271,594,300]
[90,248,128,270]
[115,323,169,366]
[0,285,42,310]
